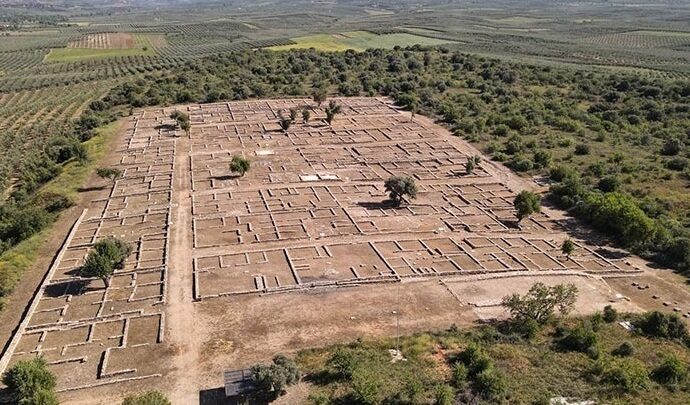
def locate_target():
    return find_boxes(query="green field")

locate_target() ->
[44,34,158,62]
[269,30,455,52]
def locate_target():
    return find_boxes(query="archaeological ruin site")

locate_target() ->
[1,97,673,401]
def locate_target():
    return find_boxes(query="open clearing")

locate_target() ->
[1,97,687,404]
[44,34,160,62]
[268,31,455,51]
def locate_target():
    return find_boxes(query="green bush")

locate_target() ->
[351,366,383,405]
[434,384,454,405]
[603,305,618,323]
[574,143,590,155]
[451,362,468,388]
[458,342,491,377]
[557,322,598,354]
[473,367,506,400]
[122,390,171,405]
[596,358,649,393]
[2,357,57,404]
[612,341,635,357]
[651,355,687,387]
[635,311,688,341]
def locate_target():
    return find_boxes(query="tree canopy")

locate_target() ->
[230,155,250,176]
[80,236,131,288]
[502,282,578,324]
[384,176,418,207]
[2,356,57,405]
[513,190,541,223]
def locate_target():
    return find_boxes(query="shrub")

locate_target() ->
[661,138,682,156]
[473,367,506,400]
[635,311,689,341]
[509,156,534,172]
[612,341,634,357]
[651,355,687,387]
[122,390,171,405]
[597,175,620,192]
[666,157,688,171]
[574,143,590,155]
[598,358,649,393]
[327,347,358,379]
[557,322,598,353]
[451,362,468,388]
[458,342,491,377]
[549,165,577,182]
[603,305,618,323]
[434,384,454,405]
[351,366,382,405]
[533,149,552,169]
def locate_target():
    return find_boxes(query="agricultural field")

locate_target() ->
[45,34,160,62]
[268,30,456,52]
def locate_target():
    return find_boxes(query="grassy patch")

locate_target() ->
[297,320,690,404]
[44,34,157,62]
[0,122,117,309]
[268,31,455,52]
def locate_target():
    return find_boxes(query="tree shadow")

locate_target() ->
[356,200,399,210]
[43,280,91,298]
[154,124,177,131]
[499,218,521,229]
[303,370,340,386]
[211,174,240,181]
[77,185,106,193]
[594,248,631,260]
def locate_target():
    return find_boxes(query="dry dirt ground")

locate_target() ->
[1,97,688,405]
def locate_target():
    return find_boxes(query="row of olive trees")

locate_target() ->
[276,99,342,132]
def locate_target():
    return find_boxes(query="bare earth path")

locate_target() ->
[166,133,201,403]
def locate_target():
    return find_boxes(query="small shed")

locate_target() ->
[224,368,256,398]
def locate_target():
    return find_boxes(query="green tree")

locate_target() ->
[466,155,481,175]
[302,107,311,124]
[277,110,293,131]
[179,119,191,136]
[170,111,190,136]
[324,101,342,126]
[513,190,541,223]
[96,167,122,183]
[2,357,57,404]
[251,354,300,398]
[122,391,171,405]
[502,282,578,324]
[561,239,575,260]
[384,176,418,207]
[230,155,250,177]
[80,237,131,288]
[312,87,328,107]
